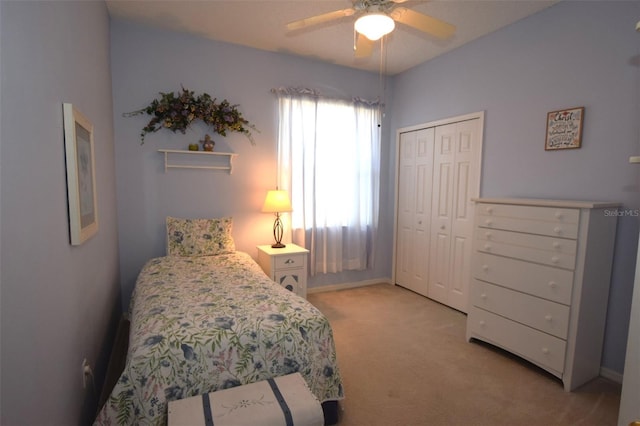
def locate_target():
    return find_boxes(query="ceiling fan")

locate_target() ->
[286,0,456,58]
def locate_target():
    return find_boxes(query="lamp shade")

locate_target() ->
[261,190,292,213]
[354,13,395,41]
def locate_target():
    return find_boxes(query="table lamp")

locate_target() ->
[261,189,293,248]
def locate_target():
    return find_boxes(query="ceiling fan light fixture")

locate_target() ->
[354,12,395,41]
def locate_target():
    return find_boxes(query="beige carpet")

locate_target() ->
[308,283,621,426]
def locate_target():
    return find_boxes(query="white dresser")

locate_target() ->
[466,198,619,391]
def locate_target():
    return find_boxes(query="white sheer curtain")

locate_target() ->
[274,87,381,275]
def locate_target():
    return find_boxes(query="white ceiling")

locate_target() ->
[105,0,558,75]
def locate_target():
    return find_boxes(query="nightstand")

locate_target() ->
[257,243,309,298]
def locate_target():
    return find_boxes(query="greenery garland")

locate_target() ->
[124,87,258,144]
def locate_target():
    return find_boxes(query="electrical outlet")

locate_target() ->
[82,358,92,389]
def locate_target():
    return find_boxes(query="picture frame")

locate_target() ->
[545,106,584,150]
[63,103,98,245]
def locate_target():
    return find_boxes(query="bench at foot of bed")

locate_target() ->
[168,373,330,426]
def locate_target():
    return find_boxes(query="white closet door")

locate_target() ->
[428,119,481,312]
[395,129,434,296]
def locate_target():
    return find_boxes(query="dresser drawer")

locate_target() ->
[476,203,579,224]
[475,229,577,270]
[473,252,574,305]
[467,307,567,375]
[274,254,306,270]
[476,215,578,239]
[476,228,577,255]
[472,280,570,339]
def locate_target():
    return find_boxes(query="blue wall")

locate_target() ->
[0,1,121,424]
[390,1,640,374]
[110,19,395,309]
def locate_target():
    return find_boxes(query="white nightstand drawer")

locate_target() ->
[473,252,574,304]
[472,280,570,339]
[468,307,567,374]
[274,253,306,270]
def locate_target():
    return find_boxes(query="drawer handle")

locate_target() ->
[485,220,493,227]
[542,347,550,354]
[552,241,561,249]
[545,315,553,322]
[482,264,489,271]
[554,226,562,235]
[486,207,494,214]
[548,281,557,289]
[480,293,487,300]
[440,225,446,230]
[485,231,492,239]
[418,220,422,225]
[479,320,486,326]
[284,258,295,264]
[555,211,563,220]
[483,244,492,251]
[551,256,559,264]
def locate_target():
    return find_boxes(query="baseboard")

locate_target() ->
[600,366,623,384]
[307,278,392,294]
[98,315,130,412]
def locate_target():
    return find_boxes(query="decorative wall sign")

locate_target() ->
[545,106,584,150]
[63,103,98,245]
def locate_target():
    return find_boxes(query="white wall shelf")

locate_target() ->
[158,149,239,173]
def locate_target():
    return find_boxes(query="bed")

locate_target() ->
[94,217,344,425]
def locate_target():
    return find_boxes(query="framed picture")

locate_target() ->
[63,103,98,245]
[545,106,584,150]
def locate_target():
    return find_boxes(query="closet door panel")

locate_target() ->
[428,124,454,305]
[395,132,417,289]
[447,119,481,311]
[395,129,433,296]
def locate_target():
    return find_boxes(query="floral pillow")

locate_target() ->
[166,216,236,257]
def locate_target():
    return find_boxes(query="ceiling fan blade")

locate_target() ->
[391,7,455,39]
[354,33,374,58]
[286,8,356,31]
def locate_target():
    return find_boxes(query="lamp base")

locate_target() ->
[271,214,286,249]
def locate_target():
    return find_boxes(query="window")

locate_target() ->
[274,88,381,275]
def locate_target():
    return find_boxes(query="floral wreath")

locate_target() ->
[124,86,258,144]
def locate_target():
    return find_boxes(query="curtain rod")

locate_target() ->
[270,87,383,107]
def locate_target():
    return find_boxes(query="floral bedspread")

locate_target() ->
[94,252,343,425]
